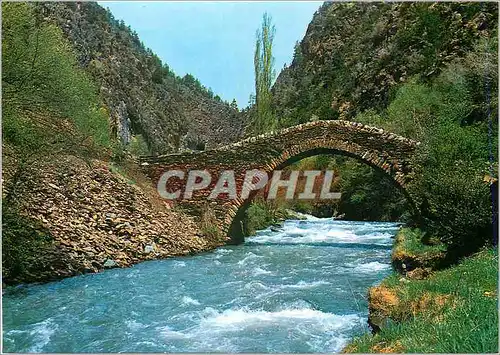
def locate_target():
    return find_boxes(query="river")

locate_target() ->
[3,216,399,353]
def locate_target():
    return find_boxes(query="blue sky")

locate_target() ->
[100,1,322,108]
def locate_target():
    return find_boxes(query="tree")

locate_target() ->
[2,2,110,157]
[230,99,238,110]
[292,40,303,64]
[253,12,277,133]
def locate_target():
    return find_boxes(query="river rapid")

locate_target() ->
[3,216,399,353]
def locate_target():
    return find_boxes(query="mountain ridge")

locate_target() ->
[36,1,245,154]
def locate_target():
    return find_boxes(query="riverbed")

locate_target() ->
[3,216,399,352]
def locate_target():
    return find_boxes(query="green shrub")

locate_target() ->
[338,160,409,221]
[410,61,496,251]
[244,202,274,236]
[244,199,287,236]
[201,225,221,241]
[2,2,111,158]
[394,228,446,259]
[2,207,53,284]
[386,80,441,139]
[109,163,136,185]
[199,204,222,241]
[352,42,497,251]
[127,134,150,156]
[413,161,493,252]
[289,200,314,215]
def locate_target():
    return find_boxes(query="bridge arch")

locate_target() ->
[140,120,419,243]
[227,146,418,243]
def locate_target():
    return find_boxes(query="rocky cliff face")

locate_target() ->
[272,2,497,126]
[36,2,245,154]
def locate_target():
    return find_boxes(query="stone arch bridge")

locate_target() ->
[139,120,419,243]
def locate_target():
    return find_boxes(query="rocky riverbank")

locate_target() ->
[359,228,448,333]
[2,153,227,285]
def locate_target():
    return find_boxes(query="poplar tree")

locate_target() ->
[253,12,277,133]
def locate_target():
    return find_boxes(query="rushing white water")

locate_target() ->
[3,217,399,353]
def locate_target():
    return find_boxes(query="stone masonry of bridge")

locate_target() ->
[139,120,420,243]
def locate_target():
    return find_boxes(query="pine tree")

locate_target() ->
[230,99,238,110]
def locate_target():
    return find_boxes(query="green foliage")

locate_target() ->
[181,73,223,102]
[273,2,498,126]
[292,41,303,65]
[199,204,223,241]
[252,12,278,134]
[395,228,446,259]
[288,200,313,215]
[386,80,441,139]
[337,159,409,222]
[127,134,150,156]
[270,4,497,236]
[32,2,240,155]
[2,206,54,284]
[109,163,136,185]
[201,224,221,240]
[2,2,111,158]
[312,155,332,171]
[2,3,116,285]
[244,202,274,236]
[347,249,498,353]
[409,54,495,250]
[414,159,493,252]
[343,35,497,250]
[110,140,128,163]
[244,199,287,236]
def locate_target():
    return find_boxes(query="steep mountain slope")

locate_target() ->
[36,2,244,154]
[272,2,497,126]
[267,1,497,238]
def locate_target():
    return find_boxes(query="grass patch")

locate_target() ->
[392,228,447,273]
[393,228,446,258]
[345,248,498,353]
[199,204,224,242]
[109,162,136,185]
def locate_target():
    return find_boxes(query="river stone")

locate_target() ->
[103,259,116,268]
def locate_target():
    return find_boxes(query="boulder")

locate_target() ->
[103,259,116,268]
